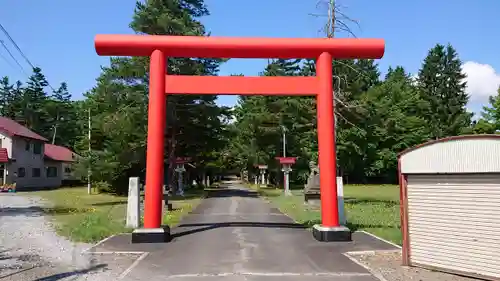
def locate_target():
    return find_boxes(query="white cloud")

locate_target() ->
[410,73,418,86]
[462,61,500,102]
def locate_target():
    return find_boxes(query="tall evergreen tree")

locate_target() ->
[0,77,14,116]
[75,0,230,193]
[474,86,500,134]
[417,44,472,139]
[4,81,24,120]
[385,66,410,82]
[47,82,78,147]
[15,67,50,133]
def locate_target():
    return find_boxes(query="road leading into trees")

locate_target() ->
[102,180,394,280]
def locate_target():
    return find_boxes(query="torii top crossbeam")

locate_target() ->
[94,35,384,59]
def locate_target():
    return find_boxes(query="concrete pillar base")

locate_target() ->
[132,226,171,243]
[312,224,351,242]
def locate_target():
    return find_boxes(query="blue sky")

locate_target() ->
[1,0,499,114]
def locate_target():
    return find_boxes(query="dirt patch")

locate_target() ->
[347,250,479,281]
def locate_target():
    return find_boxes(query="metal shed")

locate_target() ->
[398,135,500,280]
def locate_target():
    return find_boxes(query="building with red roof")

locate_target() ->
[44,143,79,182]
[0,117,79,189]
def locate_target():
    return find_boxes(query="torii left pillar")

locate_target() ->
[133,49,169,243]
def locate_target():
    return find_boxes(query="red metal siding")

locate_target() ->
[0,148,8,163]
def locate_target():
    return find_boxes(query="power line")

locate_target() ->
[0,22,56,92]
[0,40,29,77]
[0,23,35,70]
[0,48,18,71]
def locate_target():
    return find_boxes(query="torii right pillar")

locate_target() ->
[313,52,349,242]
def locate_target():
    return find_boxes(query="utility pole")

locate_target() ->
[51,125,57,144]
[51,111,60,145]
[51,114,64,145]
[326,0,335,38]
[87,108,92,194]
[327,0,339,174]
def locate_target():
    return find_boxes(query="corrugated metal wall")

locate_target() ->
[401,138,500,174]
[407,174,500,279]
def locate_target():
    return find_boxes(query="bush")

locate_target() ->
[94,181,112,193]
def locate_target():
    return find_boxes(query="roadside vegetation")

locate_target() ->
[250,184,401,245]
[36,186,205,243]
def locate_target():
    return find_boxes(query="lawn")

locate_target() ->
[251,184,401,245]
[35,186,205,243]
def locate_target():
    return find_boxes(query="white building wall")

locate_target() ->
[406,174,500,279]
[0,132,13,185]
[0,131,13,157]
[400,137,500,174]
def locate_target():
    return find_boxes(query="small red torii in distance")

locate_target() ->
[94,34,385,243]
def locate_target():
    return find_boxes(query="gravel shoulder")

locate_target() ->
[346,250,479,281]
[0,193,137,280]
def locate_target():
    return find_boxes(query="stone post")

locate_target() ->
[178,170,184,195]
[282,165,292,196]
[175,164,186,196]
[126,177,140,228]
[337,176,346,225]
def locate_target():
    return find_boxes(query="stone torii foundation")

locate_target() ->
[94,34,385,243]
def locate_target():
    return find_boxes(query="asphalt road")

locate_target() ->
[115,181,384,280]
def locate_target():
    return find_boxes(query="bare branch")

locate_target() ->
[335,111,356,126]
[311,0,361,38]
[308,0,375,130]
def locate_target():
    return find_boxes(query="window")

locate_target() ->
[18,167,25,177]
[0,138,3,148]
[33,142,42,154]
[47,167,58,178]
[32,168,41,178]
[25,141,30,151]
[64,167,72,173]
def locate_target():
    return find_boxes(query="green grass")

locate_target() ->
[250,184,401,245]
[36,186,205,243]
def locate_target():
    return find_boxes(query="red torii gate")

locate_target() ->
[94,34,385,243]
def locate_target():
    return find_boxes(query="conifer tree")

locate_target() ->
[417,44,471,139]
